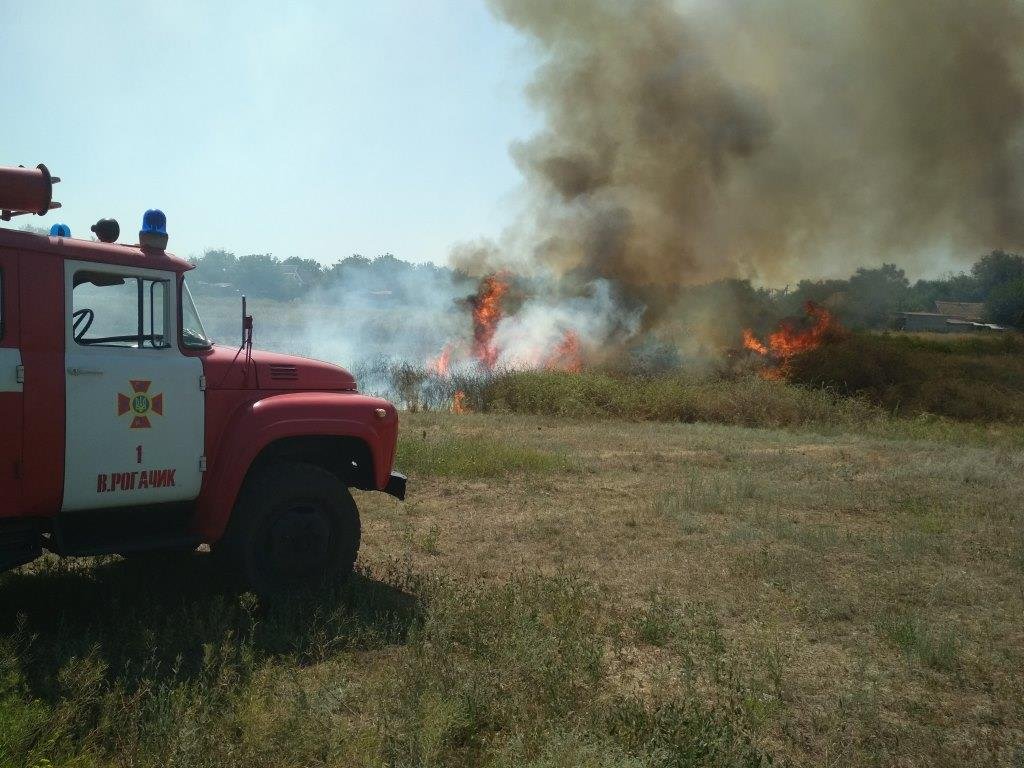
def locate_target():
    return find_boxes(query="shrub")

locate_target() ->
[787,332,1024,422]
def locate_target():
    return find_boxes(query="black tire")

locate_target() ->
[218,461,361,595]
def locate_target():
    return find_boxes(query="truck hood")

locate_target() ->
[200,345,357,391]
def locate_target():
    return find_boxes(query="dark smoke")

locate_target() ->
[486,0,1024,328]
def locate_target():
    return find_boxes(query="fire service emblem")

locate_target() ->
[117,380,164,429]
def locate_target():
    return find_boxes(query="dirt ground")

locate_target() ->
[358,412,1024,766]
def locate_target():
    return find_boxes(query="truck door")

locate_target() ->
[0,253,22,515]
[62,261,204,511]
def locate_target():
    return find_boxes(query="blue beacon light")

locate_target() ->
[48,223,71,237]
[139,209,168,250]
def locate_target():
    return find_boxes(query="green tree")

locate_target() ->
[282,256,325,291]
[779,278,849,318]
[844,264,910,329]
[191,249,238,284]
[985,278,1024,327]
[907,272,983,309]
[326,254,371,285]
[233,253,303,299]
[971,250,1024,297]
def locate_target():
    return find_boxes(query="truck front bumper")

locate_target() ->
[384,471,407,501]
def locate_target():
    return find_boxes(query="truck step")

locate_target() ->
[0,520,42,573]
[47,503,201,558]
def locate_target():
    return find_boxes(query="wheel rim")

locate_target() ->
[264,502,333,581]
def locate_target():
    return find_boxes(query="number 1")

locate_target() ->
[136,445,143,465]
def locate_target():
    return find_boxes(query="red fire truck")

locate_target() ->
[0,163,405,593]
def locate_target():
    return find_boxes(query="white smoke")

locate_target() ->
[288,259,473,370]
[493,279,640,368]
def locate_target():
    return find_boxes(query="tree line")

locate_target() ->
[187,250,465,304]
[187,248,1024,329]
[785,250,1024,328]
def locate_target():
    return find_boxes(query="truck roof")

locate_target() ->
[0,226,193,274]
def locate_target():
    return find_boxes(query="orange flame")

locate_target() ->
[742,301,843,378]
[430,344,453,376]
[429,274,591,377]
[472,274,510,370]
[544,329,583,372]
[740,329,769,356]
[452,390,468,414]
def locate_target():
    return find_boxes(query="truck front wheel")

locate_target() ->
[219,461,361,595]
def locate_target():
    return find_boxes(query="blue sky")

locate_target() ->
[1,0,539,265]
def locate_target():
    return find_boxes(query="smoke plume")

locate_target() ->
[486,0,1024,327]
[245,0,1024,392]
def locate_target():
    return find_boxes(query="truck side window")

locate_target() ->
[0,269,4,341]
[72,271,170,349]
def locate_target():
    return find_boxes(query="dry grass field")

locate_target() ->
[2,409,1023,766]
[365,412,1024,766]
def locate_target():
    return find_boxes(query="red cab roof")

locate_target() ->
[0,226,193,273]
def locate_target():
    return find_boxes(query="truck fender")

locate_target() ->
[194,392,397,542]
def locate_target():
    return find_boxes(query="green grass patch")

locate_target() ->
[878,613,960,672]
[481,370,881,429]
[0,557,768,767]
[632,592,725,657]
[655,491,711,535]
[397,428,569,478]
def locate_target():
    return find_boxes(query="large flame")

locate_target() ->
[742,301,842,378]
[740,329,769,357]
[472,274,510,370]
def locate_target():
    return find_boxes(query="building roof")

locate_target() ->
[934,301,985,321]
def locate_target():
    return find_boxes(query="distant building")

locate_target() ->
[895,312,953,332]
[895,301,1005,333]
[933,301,984,321]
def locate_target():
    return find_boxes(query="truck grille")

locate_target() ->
[269,364,299,381]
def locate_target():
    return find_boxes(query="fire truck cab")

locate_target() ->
[0,164,405,593]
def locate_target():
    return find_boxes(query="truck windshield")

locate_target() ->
[181,280,212,348]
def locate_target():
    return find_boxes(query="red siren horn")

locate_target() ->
[0,164,61,221]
